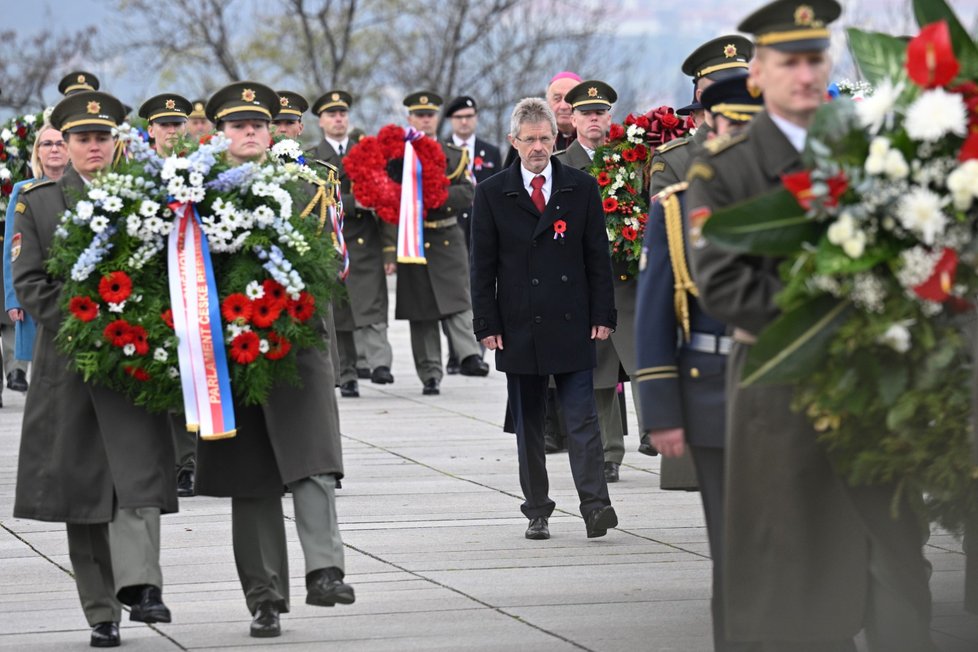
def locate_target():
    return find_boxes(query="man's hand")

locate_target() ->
[384,262,396,275]
[591,325,612,340]
[649,428,686,458]
[481,334,503,351]
[7,309,23,322]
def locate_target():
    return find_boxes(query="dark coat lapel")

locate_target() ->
[502,158,544,221]
[532,157,577,239]
[754,112,803,181]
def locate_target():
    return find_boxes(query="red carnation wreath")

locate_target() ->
[343,124,449,225]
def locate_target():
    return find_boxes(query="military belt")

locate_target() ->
[685,332,733,355]
[423,217,458,229]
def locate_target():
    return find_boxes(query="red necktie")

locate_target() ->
[530,175,546,214]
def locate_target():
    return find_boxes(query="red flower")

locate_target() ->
[603,197,619,213]
[262,279,288,309]
[103,319,133,347]
[473,155,484,170]
[597,171,612,186]
[230,331,261,365]
[633,143,648,161]
[265,331,292,360]
[221,293,253,323]
[16,125,27,139]
[782,170,815,209]
[199,134,213,145]
[287,292,316,322]
[69,296,99,322]
[129,325,150,356]
[913,248,959,302]
[621,226,638,241]
[825,172,848,207]
[553,219,567,236]
[161,309,174,329]
[621,148,639,162]
[633,115,651,131]
[1,181,11,197]
[608,123,625,141]
[98,271,133,304]
[251,296,283,328]
[124,366,150,382]
[906,21,960,89]
[960,132,978,161]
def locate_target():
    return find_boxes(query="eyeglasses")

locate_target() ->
[451,113,476,120]
[39,140,67,150]
[513,135,554,147]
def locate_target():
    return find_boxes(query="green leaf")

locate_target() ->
[701,189,818,255]
[741,295,853,387]
[878,364,908,407]
[913,0,978,78]
[846,28,908,86]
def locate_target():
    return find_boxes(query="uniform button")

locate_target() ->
[424,242,430,249]
[444,240,450,246]
[446,207,454,213]
[561,275,568,282]
[690,368,700,378]
[356,237,364,244]
[531,278,539,286]
[462,212,469,218]
[619,274,629,281]
[531,240,538,248]
[564,313,572,320]
[534,316,542,324]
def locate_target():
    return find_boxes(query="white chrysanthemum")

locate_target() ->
[896,187,947,245]
[139,199,160,217]
[123,343,136,356]
[76,201,95,220]
[905,88,968,143]
[947,160,978,211]
[826,211,856,245]
[271,139,302,160]
[154,348,168,362]
[841,231,867,258]
[0,168,10,181]
[259,339,270,354]
[108,301,126,313]
[88,188,108,202]
[0,129,12,142]
[23,114,35,125]
[89,215,110,233]
[245,280,265,299]
[188,171,204,187]
[883,148,909,180]
[168,367,179,379]
[102,196,123,212]
[856,79,902,134]
[879,324,911,353]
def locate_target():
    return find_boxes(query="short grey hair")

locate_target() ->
[509,98,557,139]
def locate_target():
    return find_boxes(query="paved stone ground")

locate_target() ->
[1,285,977,650]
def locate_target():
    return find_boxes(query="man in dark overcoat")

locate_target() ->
[470,97,618,540]
[13,91,177,649]
[688,1,934,649]
[193,82,354,639]
[307,89,394,396]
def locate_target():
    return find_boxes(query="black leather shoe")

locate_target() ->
[339,380,359,397]
[446,355,461,375]
[250,600,281,638]
[90,621,120,647]
[129,585,171,623]
[422,378,440,395]
[585,505,618,539]
[176,466,195,497]
[7,369,28,392]
[459,354,489,377]
[356,367,371,379]
[604,461,620,483]
[525,516,550,540]
[306,567,356,607]
[371,366,394,384]
[638,434,659,456]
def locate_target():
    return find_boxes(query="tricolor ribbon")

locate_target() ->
[167,200,236,440]
[397,127,426,264]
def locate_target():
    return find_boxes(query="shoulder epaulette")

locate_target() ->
[20,179,55,194]
[657,181,689,202]
[655,138,689,154]
[446,146,469,181]
[703,132,748,156]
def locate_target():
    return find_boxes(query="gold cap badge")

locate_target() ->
[194,102,204,111]
[165,99,176,110]
[724,44,738,58]
[77,74,86,83]
[587,87,598,97]
[331,92,340,101]
[280,96,290,106]
[794,5,814,25]
[419,95,428,104]
[86,101,101,114]
[241,88,256,102]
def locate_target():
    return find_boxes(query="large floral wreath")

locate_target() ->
[589,107,689,276]
[343,124,448,224]
[47,127,342,414]
[0,108,47,212]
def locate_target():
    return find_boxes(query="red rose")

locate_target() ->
[221,293,253,323]
[287,291,316,322]
[608,123,625,141]
[103,319,133,347]
[69,296,99,322]
[124,366,151,382]
[633,144,648,161]
[906,21,960,89]
[98,271,133,304]
[16,125,27,139]
[597,171,612,186]
[621,226,638,241]
[913,248,958,302]
[230,331,261,365]
[623,114,636,126]
[265,331,292,360]
[1,181,11,197]
[603,197,619,213]
[262,279,288,309]
[129,325,150,356]
[161,309,174,329]
[251,296,283,328]
[621,148,638,162]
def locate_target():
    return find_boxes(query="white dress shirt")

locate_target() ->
[768,112,807,153]
[326,137,350,156]
[520,161,553,205]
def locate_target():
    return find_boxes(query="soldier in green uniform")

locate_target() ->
[687,2,935,649]
[270,90,308,140]
[307,89,395,397]
[13,90,176,649]
[186,99,213,139]
[57,70,99,96]
[138,93,192,156]
[397,91,487,395]
[555,80,630,482]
